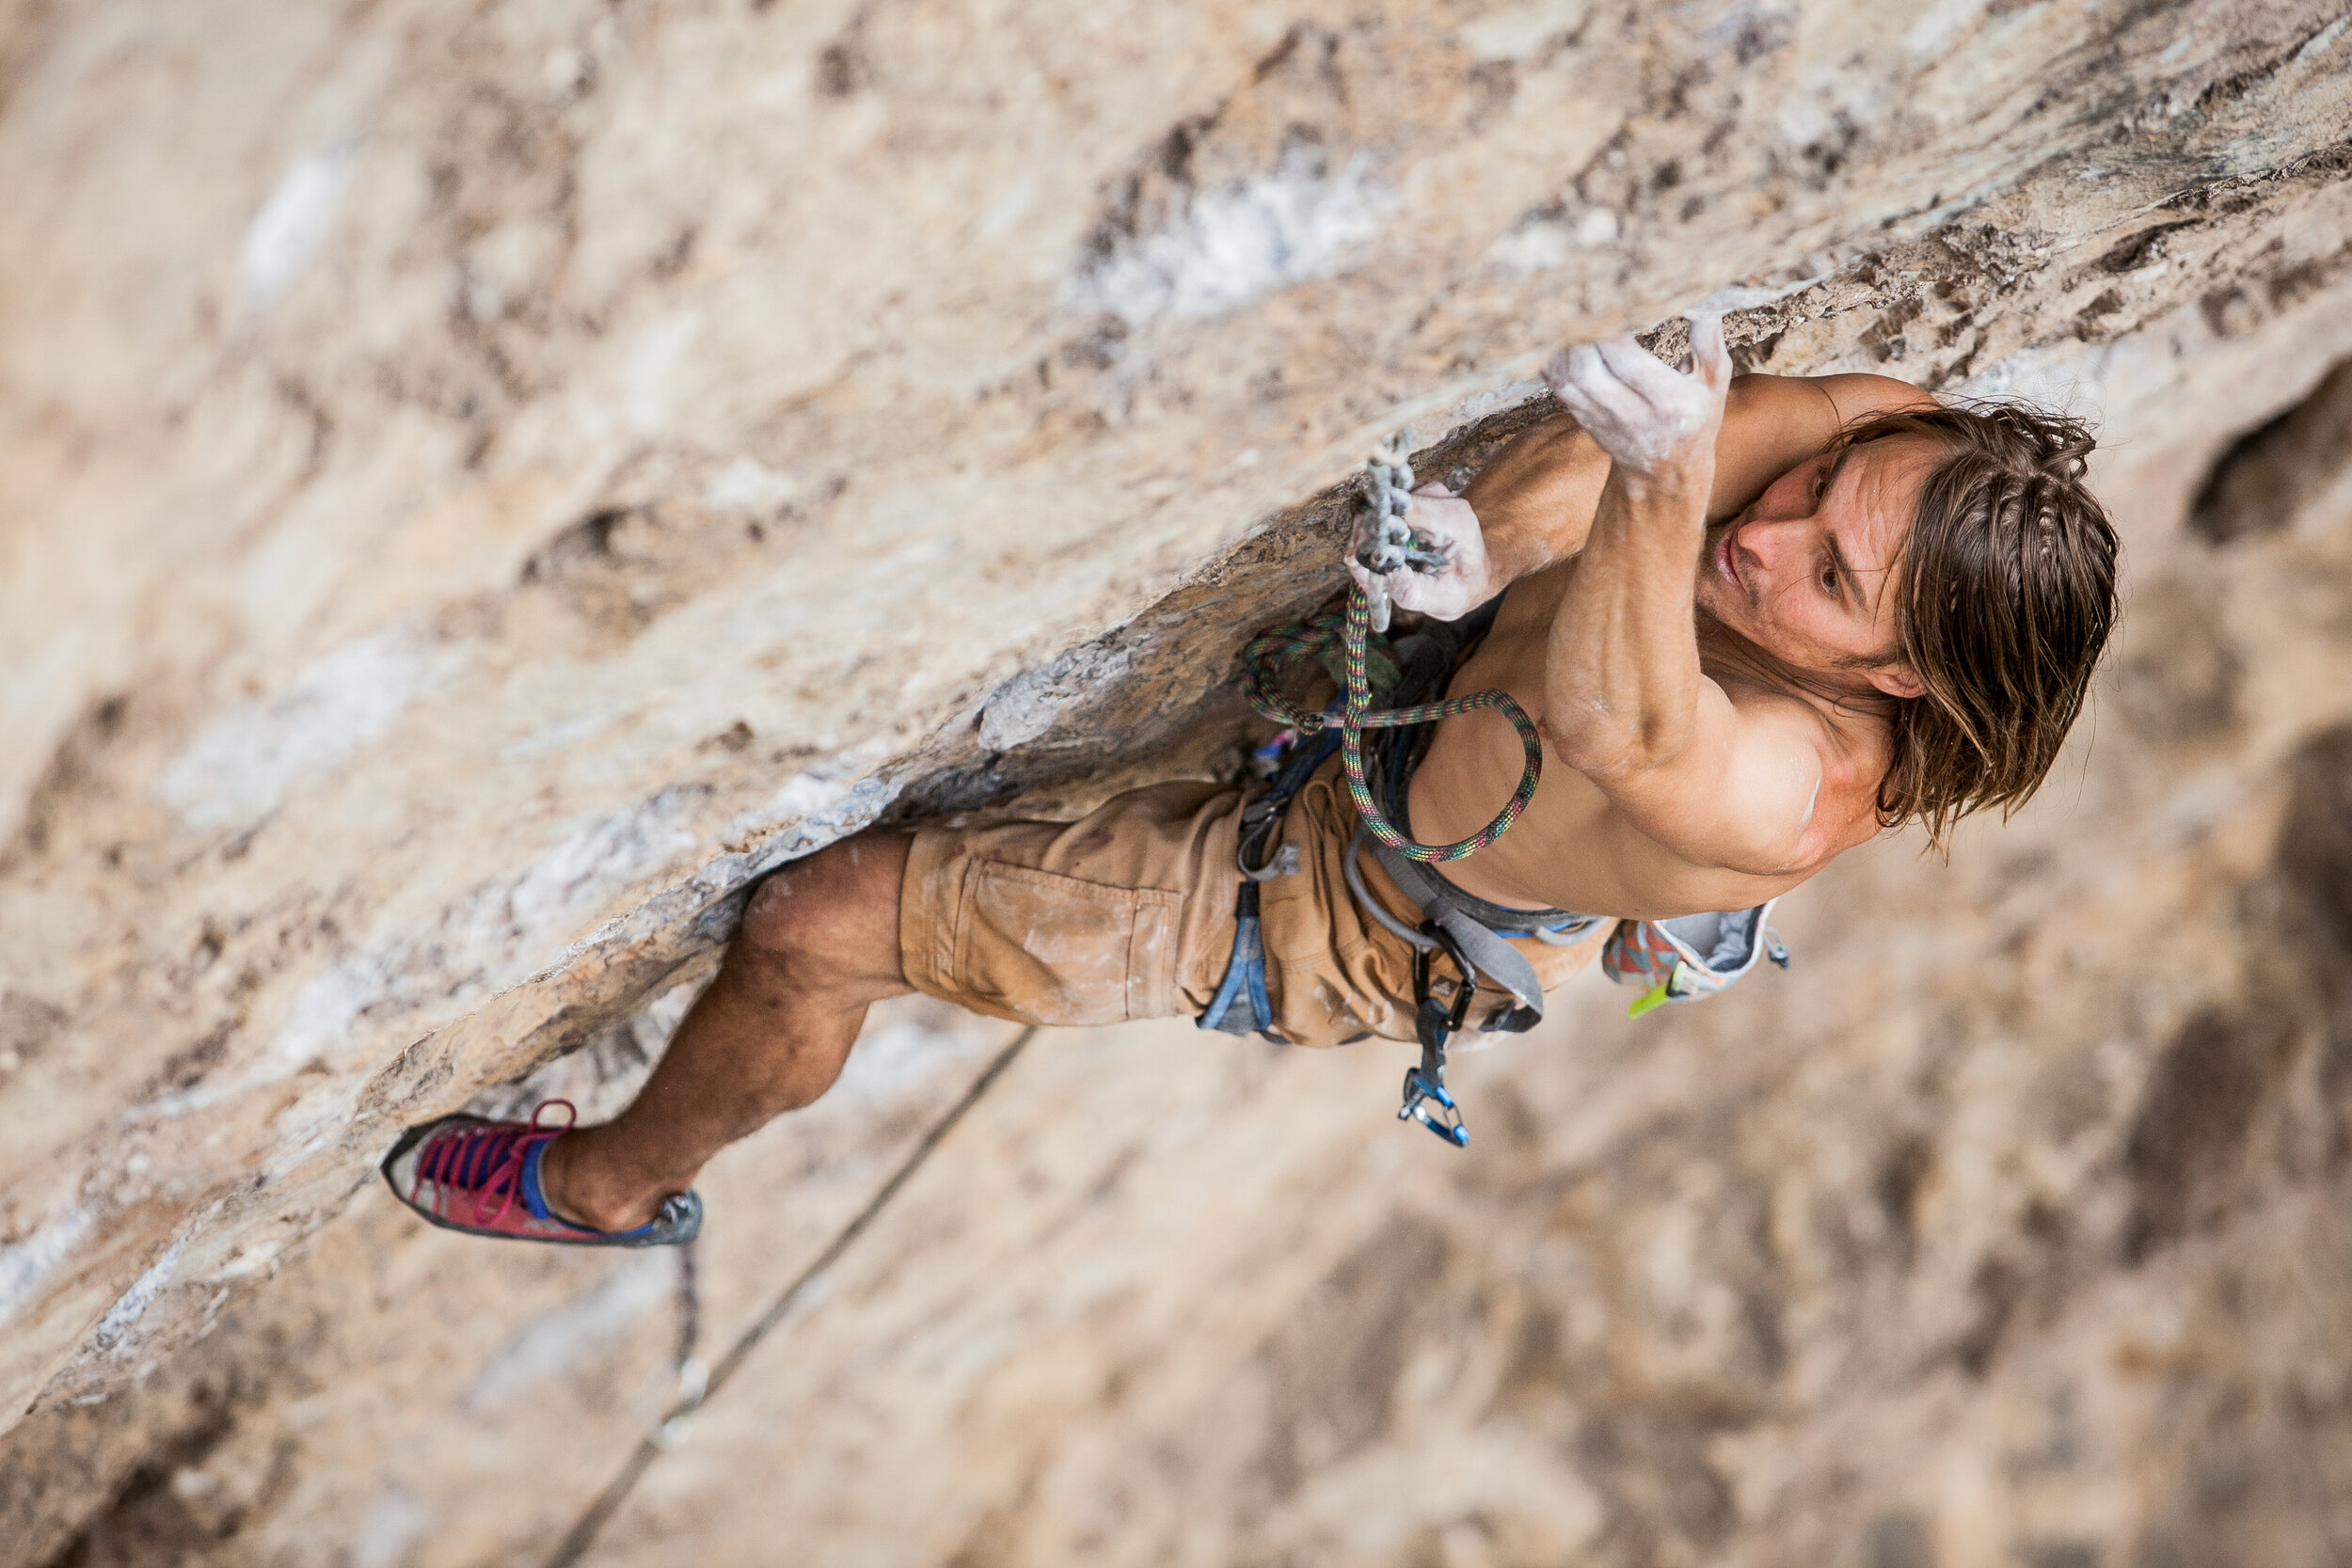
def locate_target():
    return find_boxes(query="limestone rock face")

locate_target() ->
[6,2,2352,1563]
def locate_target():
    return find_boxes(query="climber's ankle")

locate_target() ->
[536,1132,663,1234]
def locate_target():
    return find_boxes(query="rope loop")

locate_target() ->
[1243,585,1542,863]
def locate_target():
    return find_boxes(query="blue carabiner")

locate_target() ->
[1398,1065,1470,1147]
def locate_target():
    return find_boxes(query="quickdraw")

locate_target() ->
[1400,920,1480,1147]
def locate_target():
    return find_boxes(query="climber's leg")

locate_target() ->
[536,833,914,1232]
[386,769,1467,1244]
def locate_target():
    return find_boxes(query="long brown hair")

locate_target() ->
[1836,402,2120,849]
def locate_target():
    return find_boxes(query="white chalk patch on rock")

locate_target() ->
[263,1080,368,1183]
[1486,217,1576,273]
[348,1486,432,1568]
[1955,341,2109,418]
[624,309,707,437]
[272,959,390,1066]
[262,789,711,1080]
[496,709,618,762]
[160,630,453,832]
[723,738,899,856]
[2296,16,2352,66]
[754,771,851,823]
[90,1230,190,1353]
[239,139,358,309]
[1073,151,1390,327]
[0,1209,95,1330]
[501,790,703,940]
[979,642,1133,752]
[1459,0,1592,61]
[701,456,803,515]
[1441,378,1549,436]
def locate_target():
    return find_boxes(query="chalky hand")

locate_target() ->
[1349,484,1493,623]
[1542,311,1730,485]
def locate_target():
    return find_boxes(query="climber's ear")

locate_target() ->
[1864,659,1926,701]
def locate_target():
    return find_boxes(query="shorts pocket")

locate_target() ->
[952,859,1182,1026]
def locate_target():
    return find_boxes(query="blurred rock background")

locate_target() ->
[4,1,2352,1563]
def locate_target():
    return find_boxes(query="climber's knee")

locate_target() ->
[736,832,911,985]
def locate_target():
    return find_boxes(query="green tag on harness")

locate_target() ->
[1627,960,1687,1018]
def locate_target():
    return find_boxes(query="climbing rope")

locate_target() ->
[636,1239,708,1449]
[1241,435,1544,864]
[545,1027,1039,1568]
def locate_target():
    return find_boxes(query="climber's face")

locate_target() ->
[1695,436,1938,700]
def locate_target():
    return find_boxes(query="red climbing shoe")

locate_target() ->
[379,1100,701,1247]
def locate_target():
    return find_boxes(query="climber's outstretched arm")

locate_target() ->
[1536,317,1828,876]
[1366,361,1931,618]
[1466,371,1935,575]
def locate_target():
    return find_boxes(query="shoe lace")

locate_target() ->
[411,1100,580,1227]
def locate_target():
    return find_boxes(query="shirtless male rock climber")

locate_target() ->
[382,313,2119,1244]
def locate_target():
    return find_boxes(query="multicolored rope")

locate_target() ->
[1244,583,1543,863]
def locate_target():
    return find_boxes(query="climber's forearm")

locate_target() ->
[1460,417,1612,584]
[1540,462,1716,777]
[1391,341,1829,621]
[1463,372,1859,585]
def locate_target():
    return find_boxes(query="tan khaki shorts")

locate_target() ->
[898,759,1604,1049]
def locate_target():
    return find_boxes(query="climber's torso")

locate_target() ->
[1408,565,1893,921]
[1406,372,1939,921]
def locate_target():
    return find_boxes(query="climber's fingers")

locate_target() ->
[1543,341,1645,428]
[1684,310,1732,395]
[1402,485,1472,560]
[1543,310,1740,485]
[1349,486,1491,623]
[1540,341,1588,400]
[1594,335,1690,408]
[1549,335,1718,474]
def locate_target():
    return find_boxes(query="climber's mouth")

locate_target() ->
[1715,521,1750,605]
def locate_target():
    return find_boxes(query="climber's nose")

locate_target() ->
[1729,513,1808,602]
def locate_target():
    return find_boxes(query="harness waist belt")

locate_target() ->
[1343,826,1603,1028]
[1368,835,1601,941]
